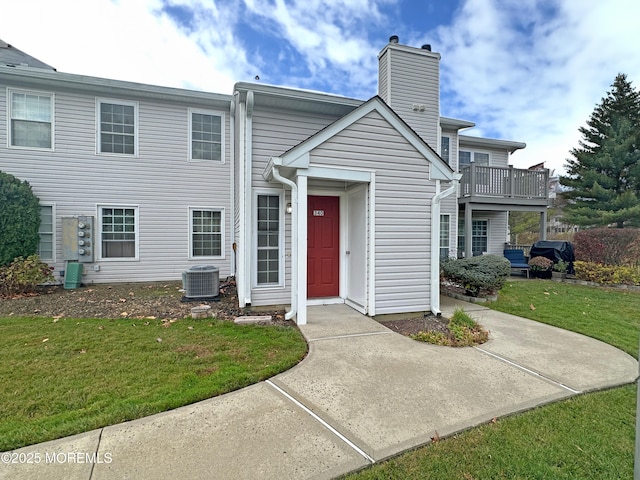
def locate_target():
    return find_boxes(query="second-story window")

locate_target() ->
[9,90,53,150]
[459,150,489,168]
[98,100,137,155]
[441,136,450,165]
[190,109,223,161]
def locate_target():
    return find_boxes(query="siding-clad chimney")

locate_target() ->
[378,36,441,147]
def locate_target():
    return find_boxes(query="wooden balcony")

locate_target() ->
[459,164,549,208]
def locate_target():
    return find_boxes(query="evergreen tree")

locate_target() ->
[560,73,640,228]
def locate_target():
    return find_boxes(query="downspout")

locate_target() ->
[229,98,236,276]
[242,91,254,306]
[270,161,298,321]
[430,174,462,316]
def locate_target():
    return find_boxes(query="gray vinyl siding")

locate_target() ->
[381,47,440,147]
[249,106,340,306]
[0,84,233,284]
[310,110,435,315]
[471,211,508,256]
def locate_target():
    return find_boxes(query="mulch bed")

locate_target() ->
[0,278,289,325]
[380,315,450,337]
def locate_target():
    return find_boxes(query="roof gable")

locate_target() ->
[278,96,454,180]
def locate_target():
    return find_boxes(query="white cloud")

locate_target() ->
[0,0,252,94]
[431,0,640,173]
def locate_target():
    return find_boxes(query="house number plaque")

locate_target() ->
[313,210,325,216]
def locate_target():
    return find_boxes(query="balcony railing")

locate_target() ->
[460,164,549,200]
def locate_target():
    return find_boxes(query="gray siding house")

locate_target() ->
[0,37,548,325]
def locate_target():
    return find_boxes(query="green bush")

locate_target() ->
[0,255,55,296]
[0,171,41,266]
[441,255,511,297]
[574,260,640,285]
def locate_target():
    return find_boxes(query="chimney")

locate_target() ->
[378,37,441,147]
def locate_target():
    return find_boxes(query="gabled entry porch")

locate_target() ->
[264,158,375,325]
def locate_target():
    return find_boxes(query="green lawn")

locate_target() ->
[0,316,307,451]
[346,280,639,480]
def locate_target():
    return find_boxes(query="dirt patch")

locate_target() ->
[380,315,450,337]
[0,278,289,325]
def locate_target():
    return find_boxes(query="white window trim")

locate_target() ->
[458,217,490,256]
[7,88,55,151]
[188,108,225,163]
[459,149,491,167]
[97,204,140,261]
[38,203,56,262]
[95,98,139,157]
[252,189,285,289]
[188,206,225,260]
[440,135,451,166]
[439,213,450,259]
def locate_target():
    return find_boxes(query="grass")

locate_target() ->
[345,279,639,480]
[0,316,307,451]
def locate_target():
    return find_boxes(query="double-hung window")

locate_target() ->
[190,109,223,161]
[38,204,55,261]
[256,193,282,286]
[459,150,489,169]
[97,99,137,155]
[99,206,138,259]
[9,90,53,149]
[458,219,488,257]
[190,208,223,258]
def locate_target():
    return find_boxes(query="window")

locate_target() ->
[99,206,137,259]
[38,205,54,261]
[9,90,53,149]
[459,150,489,168]
[441,136,450,165]
[458,219,488,257]
[98,100,137,155]
[190,110,223,161]
[440,214,450,259]
[256,194,282,286]
[190,208,223,258]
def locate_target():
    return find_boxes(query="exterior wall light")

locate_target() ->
[286,203,293,214]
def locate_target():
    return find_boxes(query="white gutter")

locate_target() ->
[242,91,255,306]
[430,174,462,316]
[269,158,298,321]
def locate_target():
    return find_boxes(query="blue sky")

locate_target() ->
[2,0,639,174]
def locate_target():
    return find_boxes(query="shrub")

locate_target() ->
[441,255,511,297]
[0,171,41,266]
[0,255,55,297]
[412,308,489,347]
[573,228,640,266]
[528,256,553,272]
[573,260,640,285]
[553,259,569,273]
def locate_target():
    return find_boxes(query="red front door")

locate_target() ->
[308,195,340,298]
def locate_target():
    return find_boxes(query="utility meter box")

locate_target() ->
[61,216,95,263]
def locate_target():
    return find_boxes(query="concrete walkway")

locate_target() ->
[2,298,637,480]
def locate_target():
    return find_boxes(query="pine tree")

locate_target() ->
[560,74,640,228]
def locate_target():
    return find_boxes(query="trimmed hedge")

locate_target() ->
[574,260,640,285]
[0,171,41,266]
[441,255,511,297]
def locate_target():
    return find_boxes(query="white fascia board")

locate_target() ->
[0,66,233,108]
[459,134,526,153]
[279,97,454,181]
[305,165,372,183]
